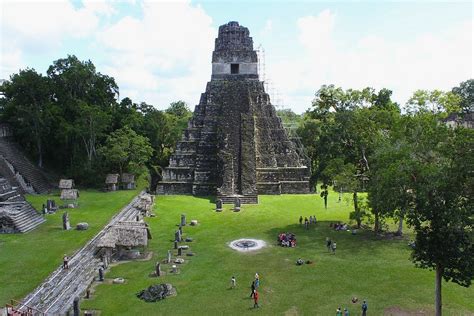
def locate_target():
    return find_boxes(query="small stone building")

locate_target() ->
[58,179,74,190]
[60,189,79,207]
[121,173,135,190]
[97,221,151,261]
[105,174,119,191]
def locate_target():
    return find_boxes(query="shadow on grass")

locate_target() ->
[263,221,406,256]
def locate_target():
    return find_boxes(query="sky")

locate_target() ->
[0,0,472,113]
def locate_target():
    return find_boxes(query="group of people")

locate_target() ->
[299,215,317,229]
[230,273,261,308]
[250,273,260,308]
[326,237,337,254]
[331,222,349,231]
[336,300,368,316]
[278,232,296,247]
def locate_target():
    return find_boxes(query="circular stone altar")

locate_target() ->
[228,238,266,252]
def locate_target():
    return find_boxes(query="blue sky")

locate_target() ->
[1,0,472,113]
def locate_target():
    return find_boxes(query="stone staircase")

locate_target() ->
[0,201,45,233]
[0,177,23,202]
[218,194,258,204]
[18,192,147,315]
[0,138,52,194]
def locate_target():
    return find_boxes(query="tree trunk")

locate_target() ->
[435,265,443,316]
[353,192,361,228]
[396,216,404,236]
[374,211,380,233]
[37,138,43,168]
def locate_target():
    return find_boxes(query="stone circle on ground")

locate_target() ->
[228,238,266,252]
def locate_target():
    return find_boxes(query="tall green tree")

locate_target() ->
[98,126,152,177]
[406,116,473,316]
[47,55,118,170]
[303,85,399,231]
[452,79,474,113]
[369,112,473,314]
[0,69,52,167]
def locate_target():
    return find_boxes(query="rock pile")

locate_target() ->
[136,284,176,302]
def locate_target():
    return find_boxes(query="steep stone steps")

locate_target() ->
[0,202,45,233]
[0,138,52,194]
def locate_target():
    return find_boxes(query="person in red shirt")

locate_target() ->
[253,290,259,308]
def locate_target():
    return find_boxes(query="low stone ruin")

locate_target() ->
[136,284,176,302]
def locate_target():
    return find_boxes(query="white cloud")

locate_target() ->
[259,19,273,37]
[97,0,215,108]
[267,10,473,113]
[0,0,114,77]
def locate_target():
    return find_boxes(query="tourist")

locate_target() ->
[253,290,259,308]
[63,254,69,269]
[255,272,259,280]
[361,300,368,316]
[296,258,304,265]
[231,276,236,288]
[326,237,332,251]
[351,297,358,303]
[250,281,256,298]
[304,217,309,229]
[299,216,303,225]
[313,215,317,223]
[309,215,313,224]
[255,277,260,289]
[331,241,337,254]
[344,307,349,316]
[336,307,342,316]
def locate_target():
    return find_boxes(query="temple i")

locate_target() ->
[156,21,311,203]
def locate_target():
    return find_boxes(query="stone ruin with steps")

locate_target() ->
[0,176,45,233]
[0,124,52,233]
[156,21,311,204]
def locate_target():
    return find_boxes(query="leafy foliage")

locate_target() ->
[0,55,191,187]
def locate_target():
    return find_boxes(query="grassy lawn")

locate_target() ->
[0,189,140,306]
[82,193,474,315]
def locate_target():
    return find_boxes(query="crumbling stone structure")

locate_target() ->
[156,21,311,203]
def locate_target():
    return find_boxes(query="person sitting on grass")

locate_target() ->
[296,258,304,265]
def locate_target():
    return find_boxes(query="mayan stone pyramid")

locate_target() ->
[156,21,311,203]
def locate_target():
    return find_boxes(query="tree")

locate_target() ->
[98,126,152,177]
[47,55,118,169]
[304,85,399,231]
[368,115,415,236]
[0,69,52,167]
[371,112,473,315]
[166,100,191,118]
[452,79,474,113]
[406,90,461,115]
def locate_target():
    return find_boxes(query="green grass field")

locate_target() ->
[0,189,140,306]
[80,193,474,315]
